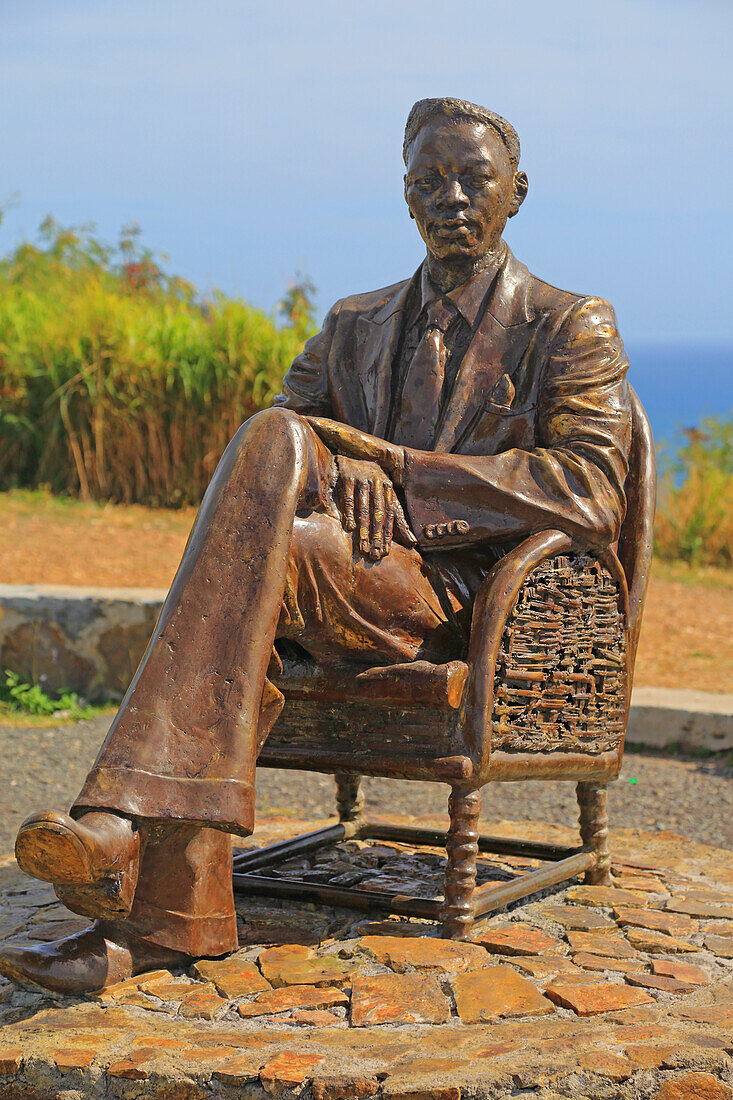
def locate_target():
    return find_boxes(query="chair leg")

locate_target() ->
[334,772,364,824]
[442,787,481,941]
[576,781,611,885]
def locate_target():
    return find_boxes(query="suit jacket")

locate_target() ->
[276,246,631,567]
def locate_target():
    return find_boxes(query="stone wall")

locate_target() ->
[0,584,165,701]
[0,586,732,755]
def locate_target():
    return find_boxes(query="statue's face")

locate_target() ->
[404,116,522,264]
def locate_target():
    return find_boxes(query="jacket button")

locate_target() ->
[435,522,447,537]
[423,524,436,539]
[449,519,470,535]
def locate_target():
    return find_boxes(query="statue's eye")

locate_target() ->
[416,173,439,191]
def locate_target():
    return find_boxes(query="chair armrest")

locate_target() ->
[461,530,629,781]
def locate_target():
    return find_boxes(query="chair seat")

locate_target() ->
[272,657,468,710]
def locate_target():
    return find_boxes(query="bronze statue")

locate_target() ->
[0,98,637,992]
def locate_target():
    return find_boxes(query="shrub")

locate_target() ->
[653,417,733,568]
[0,218,314,505]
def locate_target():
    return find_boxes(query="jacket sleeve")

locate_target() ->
[273,301,342,415]
[401,296,632,551]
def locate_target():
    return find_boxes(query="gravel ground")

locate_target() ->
[1,715,731,860]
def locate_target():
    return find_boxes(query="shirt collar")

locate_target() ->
[417,241,507,328]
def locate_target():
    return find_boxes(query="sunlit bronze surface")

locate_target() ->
[4,98,654,986]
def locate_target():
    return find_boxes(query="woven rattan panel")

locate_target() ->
[491,554,627,754]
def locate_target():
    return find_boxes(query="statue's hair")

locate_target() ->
[403,98,520,168]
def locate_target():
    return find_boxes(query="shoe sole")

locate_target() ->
[15,821,92,885]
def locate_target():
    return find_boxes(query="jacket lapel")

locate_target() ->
[355,277,414,437]
[433,248,534,452]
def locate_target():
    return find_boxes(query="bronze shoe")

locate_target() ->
[0,921,189,995]
[15,811,140,920]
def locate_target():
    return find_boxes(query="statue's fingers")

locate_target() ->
[370,478,385,560]
[357,479,370,555]
[383,484,395,556]
[339,476,355,531]
[392,496,417,546]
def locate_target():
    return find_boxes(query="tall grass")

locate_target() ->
[0,219,312,505]
[654,417,733,568]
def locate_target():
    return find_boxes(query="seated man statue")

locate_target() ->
[0,97,631,993]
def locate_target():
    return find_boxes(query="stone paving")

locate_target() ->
[0,816,732,1099]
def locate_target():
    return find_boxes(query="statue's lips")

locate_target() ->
[431,219,476,237]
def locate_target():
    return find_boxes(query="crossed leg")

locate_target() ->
[1,408,463,991]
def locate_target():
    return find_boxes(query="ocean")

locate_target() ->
[626,341,733,455]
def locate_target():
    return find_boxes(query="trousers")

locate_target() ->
[70,408,472,954]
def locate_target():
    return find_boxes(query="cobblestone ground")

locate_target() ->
[1,716,732,861]
[0,819,732,1097]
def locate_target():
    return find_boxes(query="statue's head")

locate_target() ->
[403,98,528,268]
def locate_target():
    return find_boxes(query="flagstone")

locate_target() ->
[625,927,698,954]
[542,904,617,933]
[614,906,698,937]
[664,898,733,920]
[260,1050,325,1093]
[565,885,649,908]
[705,935,733,958]
[566,931,638,958]
[451,964,554,1023]
[178,987,229,1020]
[257,943,359,987]
[473,923,563,956]
[510,956,584,979]
[213,1054,265,1086]
[0,1048,23,1074]
[654,1071,733,1099]
[544,979,654,1016]
[237,984,349,1018]
[355,935,488,973]
[350,973,450,1026]
[311,1072,380,1098]
[625,972,698,994]
[53,1047,98,1071]
[191,957,272,997]
[571,952,647,975]
[652,959,711,985]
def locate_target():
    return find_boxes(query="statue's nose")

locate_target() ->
[437,177,469,208]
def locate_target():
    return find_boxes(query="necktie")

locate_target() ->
[394,298,456,450]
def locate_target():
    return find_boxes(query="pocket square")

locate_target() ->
[489,373,515,410]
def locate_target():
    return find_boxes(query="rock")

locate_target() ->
[654,1072,733,1099]
[177,987,229,1020]
[53,1047,98,1071]
[614,906,699,937]
[624,927,697,954]
[626,973,698,994]
[237,984,348,1018]
[511,956,584,979]
[565,885,649,908]
[652,959,711,985]
[95,968,174,1001]
[288,1009,342,1027]
[190,957,271,997]
[212,1054,264,1085]
[350,973,450,1026]
[664,898,733,920]
[355,935,489,973]
[0,1048,23,1074]
[312,1073,380,1099]
[566,931,638,958]
[473,923,563,956]
[258,943,358,987]
[451,964,554,1023]
[571,952,647,975]
[544,979,654,1016]
[1,620,95,696]
[705,935,733,958]
[577,1049,634,1080]
[260,1051,325,1094]
[612,873,667,893]
[27,918,90,941]
[542,905,617,933]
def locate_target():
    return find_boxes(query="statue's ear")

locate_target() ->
[404,174,415,219]
[508,171,528,218]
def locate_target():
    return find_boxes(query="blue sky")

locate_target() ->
[1,0,731,343]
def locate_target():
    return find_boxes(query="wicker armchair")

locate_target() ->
[233,388,656,939]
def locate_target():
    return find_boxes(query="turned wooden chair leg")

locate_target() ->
[334,772,364,824]
[576,781,611,885]
[442,786,481,940]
